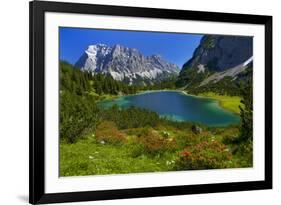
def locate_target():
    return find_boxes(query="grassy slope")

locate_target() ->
[60,124,246,176]
[60,125,179,176]
[198,92,243,114]
[60,138,175,176]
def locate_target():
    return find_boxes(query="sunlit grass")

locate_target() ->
[59,123,251,177]
[199,92,243,114]
[60,137,176,176]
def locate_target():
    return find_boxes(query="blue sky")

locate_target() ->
[59,27,203,68]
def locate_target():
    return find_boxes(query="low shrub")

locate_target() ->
[60,91,100,143]
[125,137,147,158]
[174,140,232,170]
[222,134,240,144]
[138,130,177,155]
[100,106,160,130]
[95,121,125,145]
[232,140,253,167]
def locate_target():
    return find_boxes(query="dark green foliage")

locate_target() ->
[175,67,211,88]
[60,61,101,143]
[222,78,253,166]
[178,67,253,97]
[91,73,138,95]
[60,92,100,143]
[236,66,253,83]
[186,76,241,96]
[144,76,177,90]
[60,61,92,95]
[100,105,160,130]
[238,78,253,143]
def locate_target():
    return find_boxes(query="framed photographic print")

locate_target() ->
[29,0,272,204]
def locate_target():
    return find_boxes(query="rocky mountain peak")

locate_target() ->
[183,35,253,72]
[176,35,253,88]
[75,44,179,85]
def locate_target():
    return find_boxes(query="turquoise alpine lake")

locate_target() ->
[100,91,240,127]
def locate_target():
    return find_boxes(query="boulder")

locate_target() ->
[191,125,202,134]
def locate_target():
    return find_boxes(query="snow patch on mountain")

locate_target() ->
[200,56,253,86]
[75,44,179,84]
[197,64,206,73]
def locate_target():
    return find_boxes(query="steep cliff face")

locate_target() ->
[182,35,253,72]
[176,35,253,91]
[75,44,179,85]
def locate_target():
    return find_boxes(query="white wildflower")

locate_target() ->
[166,161,172,165]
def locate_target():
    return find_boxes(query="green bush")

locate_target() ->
[101,106,160,129]
[60,91,100,143]
[174,140,232,170]
[95,121,125,145]
[125,137,147,158]
[137,129,177,156]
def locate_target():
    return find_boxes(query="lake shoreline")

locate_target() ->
[99,90,240,126]
[135,90,241,115]
[98,89,241,115]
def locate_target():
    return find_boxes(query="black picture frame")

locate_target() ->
[29,0,272,204]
